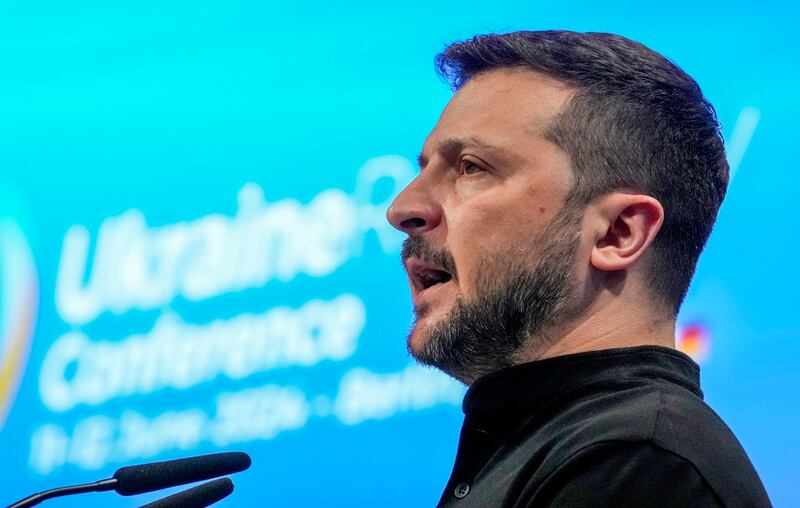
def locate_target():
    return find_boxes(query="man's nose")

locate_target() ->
[386,177,442,236]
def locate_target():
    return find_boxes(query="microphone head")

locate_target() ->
[113,451,251,496]
[139,477,235,508]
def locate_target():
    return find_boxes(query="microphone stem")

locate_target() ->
[7,478,118,508]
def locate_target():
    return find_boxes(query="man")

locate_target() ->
[386,31,770,507]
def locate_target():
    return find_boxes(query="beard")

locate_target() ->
[401,205,583,384]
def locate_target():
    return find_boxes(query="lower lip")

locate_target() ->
[415,280,455,304]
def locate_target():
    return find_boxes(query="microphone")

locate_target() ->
[114,451,250,496]
[7,451,251,508]
[139,477,234,508]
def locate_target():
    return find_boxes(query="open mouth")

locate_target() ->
[406,258,454,293]
[415,267,453,290]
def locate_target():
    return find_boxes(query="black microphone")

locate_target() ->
[139,477,234,508]
[7,451,251,508]
[113,451,250,496]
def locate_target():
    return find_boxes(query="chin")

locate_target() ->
[406,325,430,358]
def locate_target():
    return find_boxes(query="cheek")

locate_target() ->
[443,187,564,292]
[447,200,552,255]
[444,221,492,297]
[444,222,517,298]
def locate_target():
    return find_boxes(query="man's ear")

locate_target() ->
[589,192,664,272]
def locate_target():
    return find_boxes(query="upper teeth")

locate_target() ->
[419,269,450,287]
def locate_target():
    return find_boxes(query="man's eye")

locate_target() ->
[459,159,484,175]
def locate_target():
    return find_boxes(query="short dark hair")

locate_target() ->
[435,30,728,315]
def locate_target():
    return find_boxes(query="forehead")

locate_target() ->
[424,68,574,154]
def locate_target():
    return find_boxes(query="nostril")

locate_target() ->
[401,218,426,230]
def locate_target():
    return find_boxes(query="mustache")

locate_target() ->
[400,236,458,280]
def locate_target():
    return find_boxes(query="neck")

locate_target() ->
[530,287,676,362]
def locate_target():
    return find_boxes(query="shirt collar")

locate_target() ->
[462,345,701,417]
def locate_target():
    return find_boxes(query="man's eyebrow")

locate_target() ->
[417,152,428,170]
[418,137,515,171]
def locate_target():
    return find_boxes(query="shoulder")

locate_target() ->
[526,440,725,507]
[522,381,770,507]
[649,386,770,506]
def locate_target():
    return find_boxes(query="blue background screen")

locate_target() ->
[0,1,797,506]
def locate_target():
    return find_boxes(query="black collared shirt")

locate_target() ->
[437,346,770,507]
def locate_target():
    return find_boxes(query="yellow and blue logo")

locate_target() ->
[0,213,39,431]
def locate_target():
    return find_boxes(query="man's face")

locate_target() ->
[386,68,581,383]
